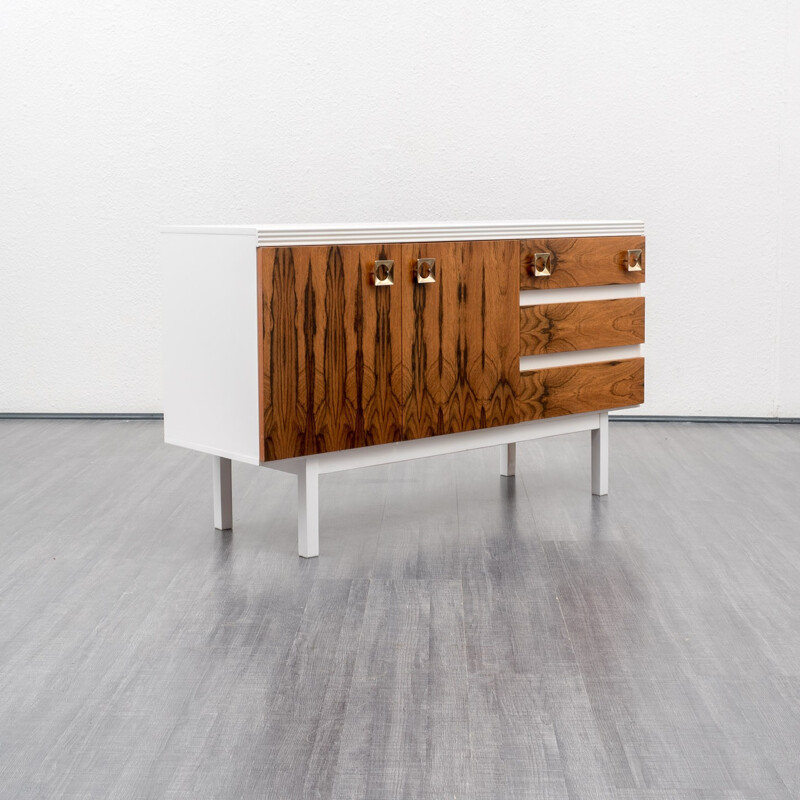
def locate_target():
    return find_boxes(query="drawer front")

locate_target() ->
[520,298,645,355]
[520,236,645,289]
[518,358,644,419]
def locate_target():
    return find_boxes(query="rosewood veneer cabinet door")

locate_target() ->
[401,240,520,439]
[258,245,403,460]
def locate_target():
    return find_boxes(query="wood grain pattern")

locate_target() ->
[260,239,643,459]
[518,358,644,419]
[520,236,645,289]
[259,245,403,461]
[520,298,645,355]
[401,240,520,440]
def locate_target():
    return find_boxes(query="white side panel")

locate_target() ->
[161,232,260,464]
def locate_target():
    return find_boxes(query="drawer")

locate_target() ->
[518,358,644,419]
[520,236,645,289]
[520,298,645,355]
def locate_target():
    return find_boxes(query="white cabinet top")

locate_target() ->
[161,220,644,247]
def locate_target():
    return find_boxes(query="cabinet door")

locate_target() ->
[259,245,403,461]
[401,240,520,439]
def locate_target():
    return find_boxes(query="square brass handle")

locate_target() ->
[415,258,436,284]
[626,249,643,272]
[533,252,552,277]
[371,259,394,286]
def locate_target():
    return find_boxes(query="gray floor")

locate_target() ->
[1,421,799,799]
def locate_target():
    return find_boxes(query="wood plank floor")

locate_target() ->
[1,419,799,799]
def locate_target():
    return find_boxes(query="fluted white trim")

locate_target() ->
[162,220,644,247]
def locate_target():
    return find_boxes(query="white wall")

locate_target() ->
[1,0,797,416]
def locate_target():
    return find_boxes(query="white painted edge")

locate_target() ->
[263,411,604,475]
[162,220,644,246]
[520,283,645,306]
[520,345,642,371]
[166,438,262,466]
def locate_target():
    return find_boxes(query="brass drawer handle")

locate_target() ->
[533,252,552,277]
[414,258,436,284]
[626,249,643,272]
[371,259,394,286]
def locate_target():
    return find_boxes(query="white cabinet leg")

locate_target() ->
[297,458,320,558]
[212,456,233,530]
[591,411,609,496]
[501,442,516,477]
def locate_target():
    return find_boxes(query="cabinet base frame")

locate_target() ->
[212,410,613,558]
[212,456,232,531]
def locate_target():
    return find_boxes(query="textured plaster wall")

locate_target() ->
[1,0,797,415]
